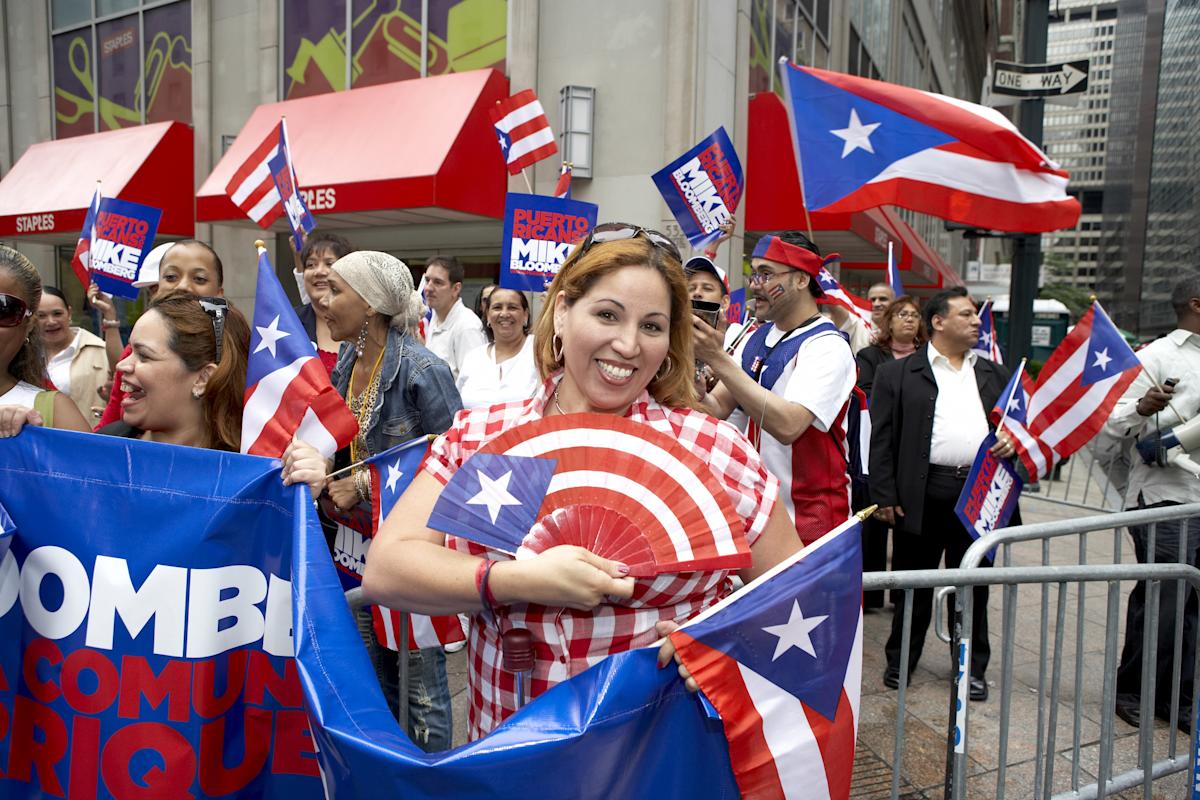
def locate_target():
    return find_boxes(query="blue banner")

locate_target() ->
[89,198,162,299]
[0,428,323,799]
[651,127,743,248]
[955,431,1022,554]
[499,193,597,293]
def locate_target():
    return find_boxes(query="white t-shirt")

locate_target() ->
[425,299,487,380]
[0,381,42,409]
[46,328,82,395]
[455,337,540,410]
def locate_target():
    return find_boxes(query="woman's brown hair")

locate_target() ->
[148,293,251,451]
[875,295,926,349]
[532,234,698,410]
[0,245,46,387]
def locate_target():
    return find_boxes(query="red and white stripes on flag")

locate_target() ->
[553,163,573,198]
[490,89,558,175]
[373,607,466,652]
[226,120,287,227]
[242,356,358,457]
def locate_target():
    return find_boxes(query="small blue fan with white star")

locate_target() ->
[427,453,558,553]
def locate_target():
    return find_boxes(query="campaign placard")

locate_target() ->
[652,127,743,248]
[955,431,1023,557]
[726,287,746,326]
[500,193,598,293]
[269,146,315,251]
[88,198,162,299]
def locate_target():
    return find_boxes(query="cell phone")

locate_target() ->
[691,299,722,328]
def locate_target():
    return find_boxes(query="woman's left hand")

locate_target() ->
[0,405,44,438]
[327,475,360,512]
[281,436,330,500]
[655,620,699,692]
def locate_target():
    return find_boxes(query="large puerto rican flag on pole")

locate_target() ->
[490,89,558,175]
[670,518,863,800]
[777,59,1081,233]
[241,245,358,459]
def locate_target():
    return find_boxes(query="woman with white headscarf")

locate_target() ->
[316,250,461,752]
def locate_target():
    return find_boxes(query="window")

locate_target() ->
[280,0,506,100]
[750,0,831,95]
[50,0,192,139]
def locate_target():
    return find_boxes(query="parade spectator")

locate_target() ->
[685,255,730,333]
[319,250,461,752]
[37,286,112,421]
[855,295,925,609]
[456,287,538,409]
[1108,273,1200,732]
[422,255,486,379]
[823,301,873,354]
[693,231,857,546]
[362,224,798,740]
[869,287,1017,701]
[0,246,89,431]
[94,239,226,429]
[294,232,353,375]
[867,282,896,330]
[473,282,498,321]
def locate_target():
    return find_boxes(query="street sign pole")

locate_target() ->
[1007,0,1050,366]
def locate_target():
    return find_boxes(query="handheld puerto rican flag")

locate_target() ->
[554,163,573,199]
[364,438,467,652]
[815,260,875,331]
[1025,301,1141,467]
[490,89,558,175]
[886,240,904,297]
[777,60,1081,233]
[669,518,863,800]
[70,187,101,289]
[267,119,316,250]
[226,120,294,228]
[973,299,1003,364]
[990,357,1054,479]
[241,245,358,459]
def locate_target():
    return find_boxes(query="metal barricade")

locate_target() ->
[1017,435,1134,513]
[863,502,1200,800]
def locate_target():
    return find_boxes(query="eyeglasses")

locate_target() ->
[748,268,789,285]
[0,294,31,328]
[577,222,682,263]
[894,311,921,321]
[197,297,229,362]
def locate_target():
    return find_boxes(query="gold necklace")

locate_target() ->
[348,347,386,463]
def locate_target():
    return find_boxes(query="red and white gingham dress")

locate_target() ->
[423,374,779,740]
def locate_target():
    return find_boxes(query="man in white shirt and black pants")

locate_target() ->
[1107,273,1200,732]
[869,287,1018,701]
[422,255,486,380]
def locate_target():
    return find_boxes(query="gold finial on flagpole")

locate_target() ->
[855,505,879,522]
[254,240,266,249]
[1089,294,1097,303]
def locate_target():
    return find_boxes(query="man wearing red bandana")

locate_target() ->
[692,231,857,545]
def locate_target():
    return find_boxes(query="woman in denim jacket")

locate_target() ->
[319,250,462,752]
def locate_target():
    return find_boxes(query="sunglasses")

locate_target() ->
[0,294,31,328]
[577,222,682,263]
[197,297,229,362]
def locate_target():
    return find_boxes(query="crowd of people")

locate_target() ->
[0,225,1195,748]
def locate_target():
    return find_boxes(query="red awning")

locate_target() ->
[744,92,958,292]
[0,121,193,242]
[197,69,510,228]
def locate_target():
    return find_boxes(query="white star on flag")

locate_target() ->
[253,315,290,358]
[830,108,881,158]
[467,469,522,524]
[1091,347,1112,371]
[981,330,993,347]
[1007,394,1022,413]
[385,462,403,494]
[761,600,828,660]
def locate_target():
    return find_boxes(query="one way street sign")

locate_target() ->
[990,59,1089,101]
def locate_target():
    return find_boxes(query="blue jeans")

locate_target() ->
[356,607,453,751]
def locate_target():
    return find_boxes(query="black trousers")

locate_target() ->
[854,481,889,608]
[885,471,991,679]
[1115,500,1200,717]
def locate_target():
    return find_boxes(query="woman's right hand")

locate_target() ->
[0,406,44,438]
[327,475,360,512]
[492,546,635,611]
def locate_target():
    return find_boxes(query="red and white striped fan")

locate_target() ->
[478,413,749,577]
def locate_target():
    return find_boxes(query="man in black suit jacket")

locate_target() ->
[869,287,1018,702]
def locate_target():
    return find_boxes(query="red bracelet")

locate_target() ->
[475,558,498,623]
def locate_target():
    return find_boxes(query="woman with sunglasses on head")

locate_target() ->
[361,223,801,740]
[0,246,89,432]
[455,287,539,409]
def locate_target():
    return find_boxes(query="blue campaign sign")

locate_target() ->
[499,193,597,293]
[89,197,162,299]
[652,127,743,248]
[725,287,746,326]
[268,140,315,251]
[955,431,1023,555]
[0,428,324,800]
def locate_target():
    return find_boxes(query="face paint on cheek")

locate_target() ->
[767,282,786,300]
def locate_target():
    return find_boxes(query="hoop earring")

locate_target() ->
[355,320,370,357]
[551,334,563,364]
[655,355,673,382]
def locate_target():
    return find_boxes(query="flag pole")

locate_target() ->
[325,434,436,481]
[995,357,1027,437]
[520,168,534,194]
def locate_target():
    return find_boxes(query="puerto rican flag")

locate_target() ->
[815,260,875,331]
[670,517,863,800]
[70,187,101,289]
[1025,302,1142,473]
[885,240,904,297]
[241,246,358,459]
[553,162,573,199]
[778,61,1081,233]
[366,438,466,652]
[973,299,1003,364]
[490,89,558,175]
[990,358,1053,479]
[226,120,292,228]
